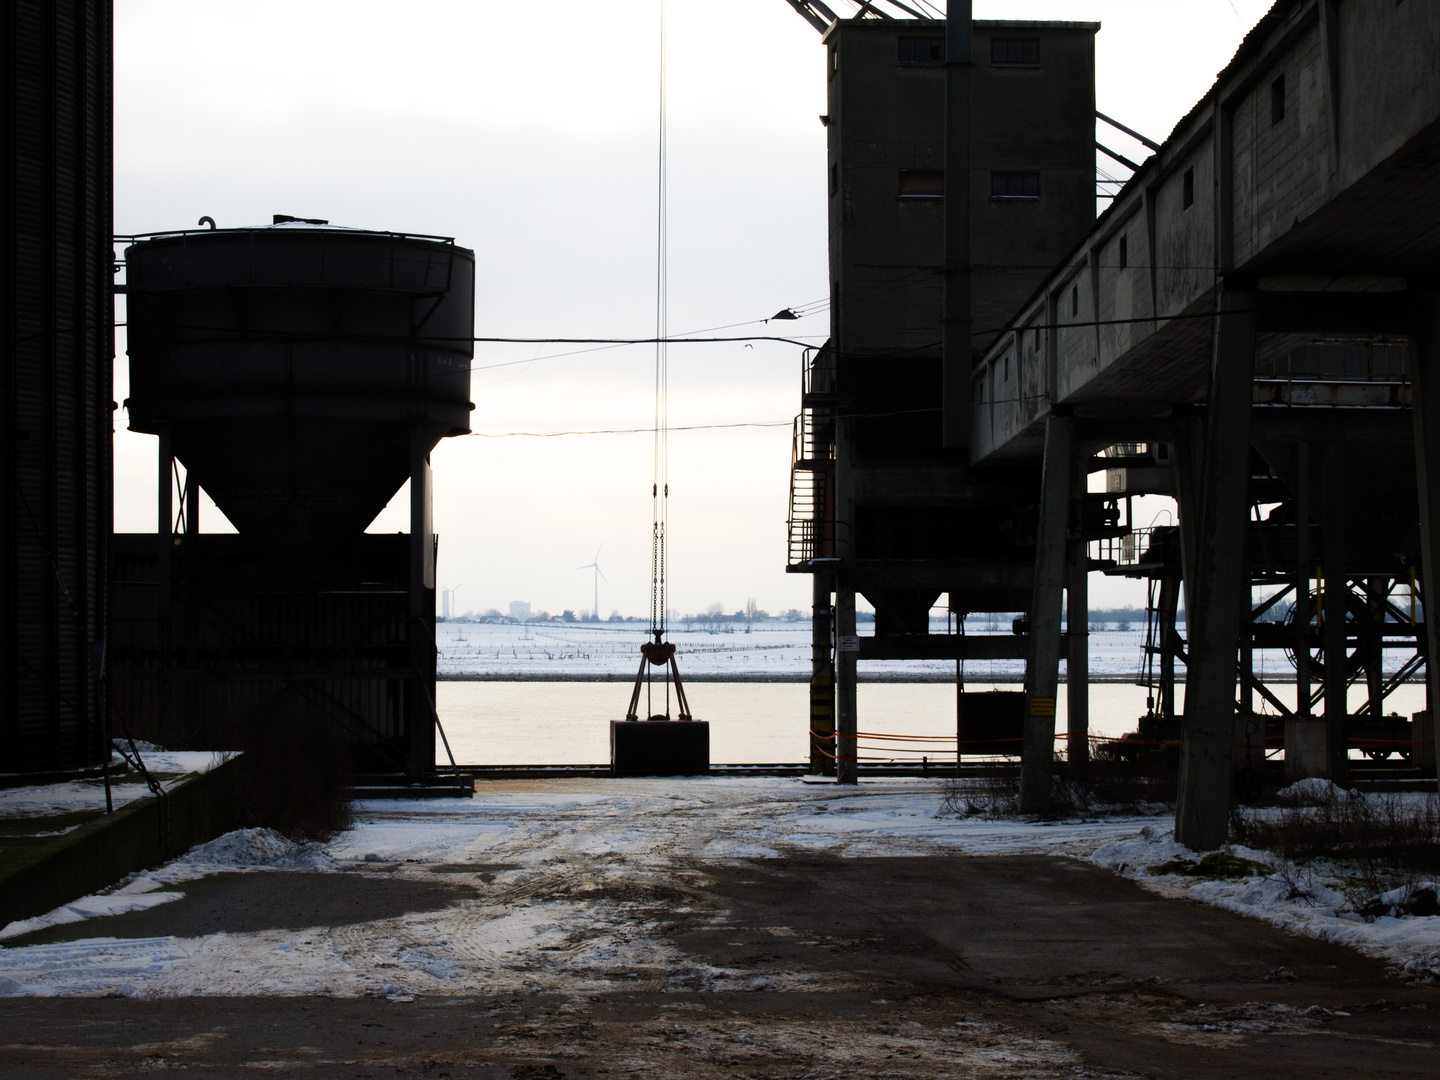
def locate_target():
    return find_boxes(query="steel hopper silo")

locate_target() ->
[123,222,474,560]
[112,221,474,779]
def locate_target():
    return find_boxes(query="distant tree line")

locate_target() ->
[440,603,807,626]
[439,604,1179,628]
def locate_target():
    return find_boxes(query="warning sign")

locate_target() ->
[1029,696,1056,717]
[838,635,860,653]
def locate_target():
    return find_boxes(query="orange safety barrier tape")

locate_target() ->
[812,729,1433,751]
[812,744,965,763]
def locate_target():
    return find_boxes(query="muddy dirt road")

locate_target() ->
[3,846,1435,1078]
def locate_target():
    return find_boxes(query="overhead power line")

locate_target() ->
[470,407,942,439]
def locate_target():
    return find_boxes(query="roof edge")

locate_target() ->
[824,18,1100,35]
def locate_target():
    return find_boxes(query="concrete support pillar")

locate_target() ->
[1294,442,1312,719]
[1066,543,1089,776]
[1285,438,1319,788]
[1175,288,1256,851]
[1363,578,1386,719]
[408,432,436,778]
[810,572,835,776]
[1238,584,1254,718]
[835,586,858,785]
[1284,714,1329,782]
[1172,415,1205,619]
[1237,503,1254,721]
[1021,415,1071,811]
[184,470,198,539]
[1322,441,1349,783]
[156,430,173,650]
[178,467,199,670]
[1158,573,1180,725]
[1407,290,1440,796]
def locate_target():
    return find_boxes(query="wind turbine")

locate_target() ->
[576,547,605,621]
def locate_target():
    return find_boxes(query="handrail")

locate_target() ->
[115,226,457,244]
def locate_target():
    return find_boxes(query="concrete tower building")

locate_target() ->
[789,18,1102,776]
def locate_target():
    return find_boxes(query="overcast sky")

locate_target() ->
[113,0,1273,619]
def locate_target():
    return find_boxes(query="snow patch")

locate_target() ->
[8,777,1436,1000]
[1274,778,1349,804]
[1089,825,1195,872]
[1088,823,1440,982]
[179,827,332,871]
[0,891,185,942]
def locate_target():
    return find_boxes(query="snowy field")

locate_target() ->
[437,618,1427,684]
[2,778,1437,998]
[435,621,1428,764]
[439,619,1157,681]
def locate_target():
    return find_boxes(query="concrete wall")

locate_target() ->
[820,18,1094,591]
[826,18,1097,359]
[1336,0,1440,192]
[1230,18,1328,266]
[0,754,246,930]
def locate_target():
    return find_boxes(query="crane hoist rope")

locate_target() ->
[625,0,693,724]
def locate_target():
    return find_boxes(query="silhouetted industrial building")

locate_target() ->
[790,18,1103,775]
[969,0,1440,842]
[1,1,113,775]
[110,223,474,777]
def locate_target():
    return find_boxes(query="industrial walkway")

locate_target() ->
[972,0,1440,463]
[953,0,1440,846]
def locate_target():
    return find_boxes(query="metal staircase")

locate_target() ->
[787,349,835,568]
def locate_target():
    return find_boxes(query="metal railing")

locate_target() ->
[788,412,828,567]
[789,347,838,567]
[1090,525,1171,568]
[1102,442,1148,458]
[1257,338,1408,382]
[802,346,836,399]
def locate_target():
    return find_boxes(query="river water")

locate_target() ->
[435,680,1428,766]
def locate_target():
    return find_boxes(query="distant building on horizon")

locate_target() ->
[509,601,532,621]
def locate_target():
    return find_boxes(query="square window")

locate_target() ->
[1182,167,1194,209]
[990,171,1040,199]
[1271,74,1285,124]
[991,38,1040,64]
[898,169,944,198]
[1119,236,1128,270]
[898,37,944,63]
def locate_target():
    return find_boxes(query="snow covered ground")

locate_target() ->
[1090,784,1440,984]
[437,618,1426,686]
[437,619,1155,680]
[0,778,1123,997]
[0,751,226,832]
[2,777,1437,998]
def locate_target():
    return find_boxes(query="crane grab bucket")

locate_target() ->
[612,640,709,776]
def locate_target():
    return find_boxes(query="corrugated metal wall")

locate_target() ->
[0,2,113,773]
[110,535,423,772]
